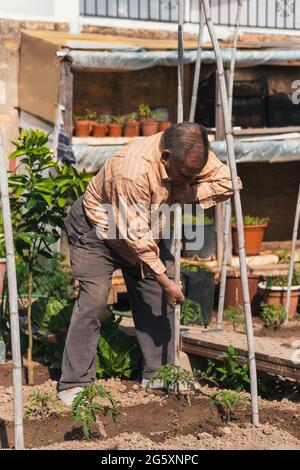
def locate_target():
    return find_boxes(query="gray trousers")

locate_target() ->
[58,197,175,391]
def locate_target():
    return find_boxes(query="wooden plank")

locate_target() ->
[181,329,300,380]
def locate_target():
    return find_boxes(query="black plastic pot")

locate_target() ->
[182,224,216,259]
[181,269,215,326]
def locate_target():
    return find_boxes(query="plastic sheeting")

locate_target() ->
[68,48,300,71]
[72,137,300,173]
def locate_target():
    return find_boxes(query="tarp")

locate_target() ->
[73,137,300,173]
[68,48,300,71]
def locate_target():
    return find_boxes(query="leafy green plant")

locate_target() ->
[126,112,138,122]
[138,104,154,120]
[181,262,212,273]
[72,384,119,439]
[182,213,214,225]
[210,390,247,421]
[275,250,291,264]
[224,305,245,332]
[24,389,65,420]
[8,129,92,383]
[149,364,194,402]
[260,303,286,328]
[96,316,142,379]
[206,345,250,392]
[84,109,97,121]
[112,115,124,125]
[265,269,300,288]
[232,215,269,226]
[181,299,203,326]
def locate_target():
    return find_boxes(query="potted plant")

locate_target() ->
[92,114,108,138]
[74,114,91,137]
[124,112,140,137]
[153,109,172,132]
[258,270,300,320]
[232,215,269,256]
[108,116,124,138]
[180,262,215,326]
[138,104,159,136]
[182,213,216,259]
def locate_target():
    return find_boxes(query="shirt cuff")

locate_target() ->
[144,257,167,276]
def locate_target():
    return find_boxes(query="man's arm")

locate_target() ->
[194,150,243,209]
[110,176,184,306]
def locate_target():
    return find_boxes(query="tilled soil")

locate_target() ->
[1,376,300,450]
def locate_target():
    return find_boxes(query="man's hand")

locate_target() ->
[155,273,185,308]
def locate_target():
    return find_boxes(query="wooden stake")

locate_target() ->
[285,184,300,322]
[217,1,244,327]
[189,1,205,123]
[0,135,24,449]
[177,0,185,123]
[202,0,259,426]
[174,0,185,365]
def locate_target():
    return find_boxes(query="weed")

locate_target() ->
[224,305,245,332]
[24,389,65,420]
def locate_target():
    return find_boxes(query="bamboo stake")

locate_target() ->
[202,0,259,426]
[217,1,244,328]
[177,0,185,123]
[0,135,24,449]
[228,0,243,121]
[189,1,205,123]
[174,204,182,365]
[173,0,185,365]
[285,184,300,322]
[216,198,231,329]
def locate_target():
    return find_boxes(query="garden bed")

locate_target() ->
[1,377,300,450]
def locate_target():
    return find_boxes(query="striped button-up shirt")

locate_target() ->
[83,132,242,275]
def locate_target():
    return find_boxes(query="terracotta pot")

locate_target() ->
[232,224,268,256]
[224,275,262,315]
[142,121,159,136]
[92,123,107,138]
[159,121,172,132]
[108,124,123,138]
[258,282,300,320]
[74,120,91,137]
[126,120,140,137]
[124,126,136,138]
[0,259,7,295]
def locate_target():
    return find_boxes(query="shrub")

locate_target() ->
[260,303,286,328]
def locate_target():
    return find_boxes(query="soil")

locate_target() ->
[1,377,300,450]
[0,361,53,387]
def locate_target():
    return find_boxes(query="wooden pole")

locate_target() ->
[189,1,205,123]
[177,0,185,123]
[217,1,244,328]
[202,0,259,426]
[228,0,243,121]
[173,0,185,365]
[285,183,300,322]
[216,198,231,329]
[0,135,24,449]
[215,79,225,267]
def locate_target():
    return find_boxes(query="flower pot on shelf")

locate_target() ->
[158,121,172,132]
[142,120,159,137]
[126,120,140,137]
[108,124,123,138]
[258,282,300,320]
[124,125,137,138]
[0,259,6,295]
[92,123,107,138]
[74,120,91,137]
[232,223,268,256]
[224,274,261,315]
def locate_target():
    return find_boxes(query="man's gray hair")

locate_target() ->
[160,122,209,164]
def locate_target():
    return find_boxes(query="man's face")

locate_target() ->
[161,148,206,185]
